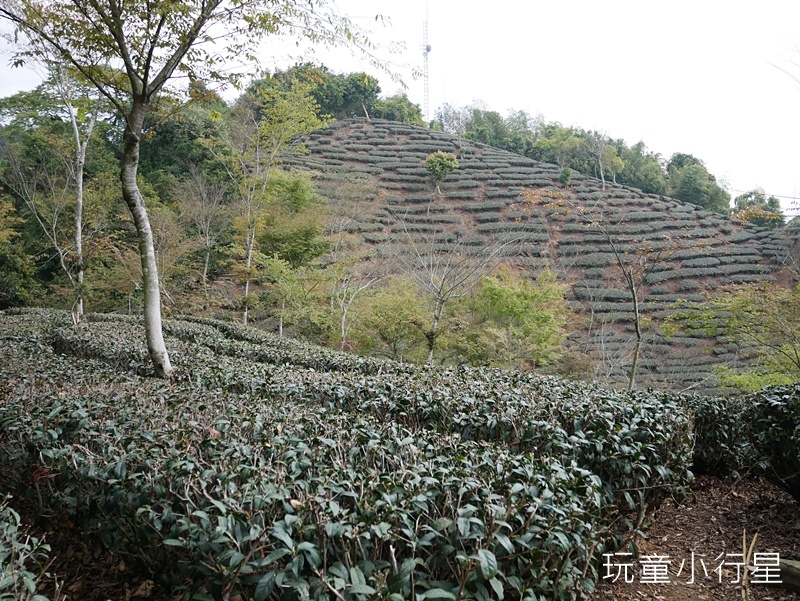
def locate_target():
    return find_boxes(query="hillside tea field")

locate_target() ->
[1,309,798,600]
[285,119,800,390]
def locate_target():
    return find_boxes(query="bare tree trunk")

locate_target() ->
[74,166,84,318]
[62,71,99,320]
[426,300,443,364]
[340,303,348,351]
[242,226,255,326]
[202,247,210,295]
[598,156,606,191]
[121,102,172,378]
[627,269,642,391]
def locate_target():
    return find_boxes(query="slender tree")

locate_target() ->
[423,151,458,195]
[210,83,326,326]
[50,65,103,318]
[0,71,103,319]
[1,0,375,376]
[520,187,679,389]
[176,164,229,295]
[392,216,507,364]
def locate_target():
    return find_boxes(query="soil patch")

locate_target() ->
[592,475,800,601]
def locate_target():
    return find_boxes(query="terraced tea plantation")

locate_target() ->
[2,309,798,600]
[284,119,800,390]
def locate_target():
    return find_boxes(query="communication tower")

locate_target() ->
[423,15,431,121]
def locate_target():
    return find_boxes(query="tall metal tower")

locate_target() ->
[423,12,431,122]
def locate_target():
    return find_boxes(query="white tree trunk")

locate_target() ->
[242,226,255,326]
[121,102,172,378]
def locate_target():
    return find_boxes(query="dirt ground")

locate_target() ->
[592,475,800,601]
[15,476,800,600]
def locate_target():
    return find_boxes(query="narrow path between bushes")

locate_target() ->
[11,475,800,600]
[592,475,799,601]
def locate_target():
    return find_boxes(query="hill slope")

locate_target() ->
[284,118,800,390]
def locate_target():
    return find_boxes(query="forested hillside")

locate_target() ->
[2,67,799,391]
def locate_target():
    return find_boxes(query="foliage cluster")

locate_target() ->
[433,106,741,215]
[248,64,424,125]
[0,310,699,600]
[422,152,459,193]
[0,496,50,601]
[685,385,800,503]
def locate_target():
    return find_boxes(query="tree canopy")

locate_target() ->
[433,102,737,214]
[0,0,377,376]
[732,189,785,228]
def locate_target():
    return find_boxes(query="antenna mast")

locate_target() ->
[423,4,431,122]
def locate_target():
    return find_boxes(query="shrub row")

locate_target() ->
[0,352,603,600]
[475,222,547,234]
[685,386,800,502]
[0,313,702,599]
[45,315,695,521]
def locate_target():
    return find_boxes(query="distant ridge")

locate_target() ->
[286,118,800,390]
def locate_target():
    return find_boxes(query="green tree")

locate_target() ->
[393,224,505,364]
[248,65,387,122]
[139,87,229,200]
[0,199,20,246]
[212,81,327,325]
[0,243,41,309]
[667,154,730,214]
[258,170,329,269]
[616,141,667,195]
[0,198,42,308]
[1,0,373,377]
[529,124,585,170]
[732,189,784,229]
[0,70,106,318]
[351,277,427,362]
[456,266,571,370]
[504,109,541,156]
[464,107,511,150]
[373,93,424,125]
[339,72,381,120]
[582,131,624,190]
[423,151,459,194]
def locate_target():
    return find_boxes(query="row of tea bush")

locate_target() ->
[1,309,798,600]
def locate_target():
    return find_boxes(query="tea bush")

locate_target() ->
[0,310,751,600]
[747,386,800,501]
[2,321,614,600]
[446,191,479,200]
[0,496,51,601]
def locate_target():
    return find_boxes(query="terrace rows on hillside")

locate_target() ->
[285,119,800,390]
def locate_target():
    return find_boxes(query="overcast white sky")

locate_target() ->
[2,1,800,214]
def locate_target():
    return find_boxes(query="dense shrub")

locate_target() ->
[682,386,800,503]
[0,496,50,601]
[12,309,797,599]
[749,386,800,501]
